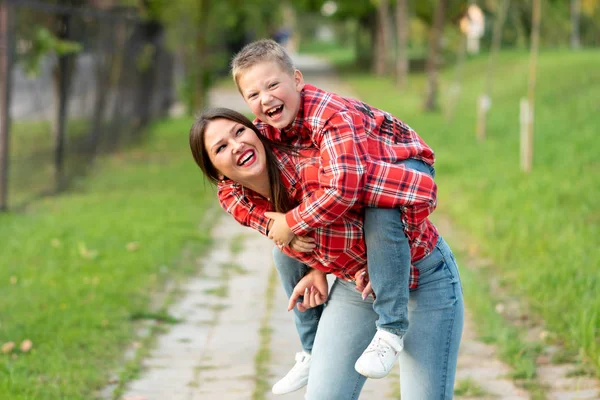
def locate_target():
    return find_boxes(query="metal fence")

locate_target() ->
[0,0,175,210]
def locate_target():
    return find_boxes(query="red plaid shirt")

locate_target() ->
[218,83,439,287]
[217,146,438,286]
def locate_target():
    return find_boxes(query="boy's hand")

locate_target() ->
[288,269,328,312]
[265,212,295,247]
[289,235,316,252]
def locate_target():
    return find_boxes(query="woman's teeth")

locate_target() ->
[239,152,253,166]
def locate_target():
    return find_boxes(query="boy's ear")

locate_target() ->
[294,69,305,92]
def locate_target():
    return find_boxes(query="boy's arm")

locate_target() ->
[217,181,272,236]
[285,112,369,236]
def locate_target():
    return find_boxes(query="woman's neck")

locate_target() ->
[243,174,271,201]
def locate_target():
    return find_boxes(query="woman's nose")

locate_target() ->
[231,139,244,153]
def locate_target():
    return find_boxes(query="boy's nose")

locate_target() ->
[261,93,273,105]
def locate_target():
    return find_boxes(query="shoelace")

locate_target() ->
[366,337,394,358]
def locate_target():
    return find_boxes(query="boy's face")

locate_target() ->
[237,61,304,129]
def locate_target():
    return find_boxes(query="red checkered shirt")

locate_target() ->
[217,145,439,287]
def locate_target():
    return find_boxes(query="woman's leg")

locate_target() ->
[399,237,464,399]
[272,246,322,353]
[306,279,378,400]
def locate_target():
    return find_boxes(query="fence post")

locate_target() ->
[522,0,541,173]
[54,13,72,190]
[0,1,14,211]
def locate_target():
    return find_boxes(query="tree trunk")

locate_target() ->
[570,0,581,49]
[395,0,409,87]
[193,0,211,112]
[423,0,446,111]
[374,0,392,76]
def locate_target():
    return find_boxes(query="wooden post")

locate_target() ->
[54,14,71,190]
[522,0,541,173]
[0,1,14,211]
[476,0,510,142]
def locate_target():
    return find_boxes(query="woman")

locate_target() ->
[190,108,464,399]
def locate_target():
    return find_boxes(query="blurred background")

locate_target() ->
[0,0,598,399]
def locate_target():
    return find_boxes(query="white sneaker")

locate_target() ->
[272,351,311,395]
[354,329,404,379]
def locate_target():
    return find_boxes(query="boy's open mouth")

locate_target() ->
[266,105,283,118]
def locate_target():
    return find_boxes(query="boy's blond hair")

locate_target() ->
[231,39,296,88]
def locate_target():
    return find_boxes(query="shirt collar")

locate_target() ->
[282,88,306,137]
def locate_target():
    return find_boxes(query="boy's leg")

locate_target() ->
[272,246,322,353]
[356,159,434,378]
[364,159,433,336]
[363,207,410,336]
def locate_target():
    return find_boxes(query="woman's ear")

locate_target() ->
[218,174,225,181]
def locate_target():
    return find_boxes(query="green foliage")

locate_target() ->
[21,27,82,77]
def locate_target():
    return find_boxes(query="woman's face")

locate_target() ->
[203,118,268,186]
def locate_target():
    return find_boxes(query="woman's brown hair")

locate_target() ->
[189,107,296,213]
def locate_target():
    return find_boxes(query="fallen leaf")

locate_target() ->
[126,242,140,252]
[20,339,33,352]
[78,242,99,260]
[9,276,17,285]
[495,303,505,314]
[51,238,61,248]
[2,342,15,354]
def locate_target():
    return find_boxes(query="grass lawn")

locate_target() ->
[0,118,217,399]
[327,48,599,376]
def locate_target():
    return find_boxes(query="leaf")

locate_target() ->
[1,342,15,354]
[20,340,33,353]
[126,242,140,252]
[78,242,99,260]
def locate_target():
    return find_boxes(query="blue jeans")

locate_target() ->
[306,236,464,400]
[272,246,323,353]
[365,158,435,336]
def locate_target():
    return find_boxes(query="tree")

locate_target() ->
[374,0,393,76]
[423,0,447,111]
[395,0,409,87]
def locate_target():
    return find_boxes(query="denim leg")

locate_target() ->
[364,158,435,336]
[306,279,377,400]
[399,237,464,399]
[272,246,322,354]
[364,207,411,336]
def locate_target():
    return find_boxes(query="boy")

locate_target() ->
[223,39,437,393]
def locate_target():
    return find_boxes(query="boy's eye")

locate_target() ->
[269,82,278,88]
[247,93,257,99]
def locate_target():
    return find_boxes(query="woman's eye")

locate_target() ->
[235,128,244,136]
[216,144,226,153]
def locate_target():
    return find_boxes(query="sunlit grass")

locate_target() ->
[330,49,599,376]
[0,117,217,399]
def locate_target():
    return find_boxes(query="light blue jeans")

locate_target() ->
[272,246,323,353]
[274,237,464,399]
[365,158,435,337]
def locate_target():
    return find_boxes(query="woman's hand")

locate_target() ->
[289,235,316,252]
[265,211,295,247]
[288,269,328,312]
[354,268,374,300]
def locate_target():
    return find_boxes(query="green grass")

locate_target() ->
[329,49,599,375]
[0,117,217,399]
[454,377,488,397]
[348,49,597,371]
